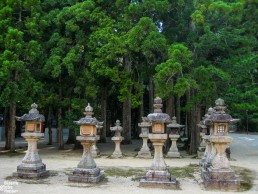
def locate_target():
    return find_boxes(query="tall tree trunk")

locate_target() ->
[123,95,132,144]
[189,89,201,154]
[100,87,107,143]
[176,96,181,123]
[149,78,154,112]
[58,77,64,149]
[66,107,76,144]
[185,90,191,138]
[122,55,132,144]
[47,106,53,145]
[9,101,16,152]
[166,96,175,118]
[58,107,64,149]
[4,107,10,150]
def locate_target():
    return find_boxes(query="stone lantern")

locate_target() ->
[203,98,240,190]
[166,116,184,158]
[201,107,216,167]
[68,103,104,183]
[110,120,124,158]
[14,103,49,178]
[140,97,177,189]
[137,117,152,158]
[197,118,207,159]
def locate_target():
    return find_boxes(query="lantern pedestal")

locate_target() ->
[197,132,206,159]
[137,133,152,158]
[200,135,210,166]
[166,134,180,158]
[13,133,49,178]
[203,136,240,190]
[68,136,104,183]
[140,134,177,189]
[111,136,124,158]
[91,135,100,157]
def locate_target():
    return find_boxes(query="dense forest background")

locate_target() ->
[0,0,257,152]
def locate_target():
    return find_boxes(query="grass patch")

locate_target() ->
[233,166,254,191]
[168,164,198,179]
[0,151,24,157]
[103,167,146,181]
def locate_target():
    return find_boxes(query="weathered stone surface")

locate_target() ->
[203,167,240,191]
[166,134,180,158]
[91,135,100,157]
[111,136,124,158]
[137,134,152,158]
[68,167,104,183]
[13,133,49,178]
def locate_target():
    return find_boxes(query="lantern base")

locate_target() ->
[13,163,49,178]
[68,167,104,183]
[203,167,241,191]
[139,170,177,189]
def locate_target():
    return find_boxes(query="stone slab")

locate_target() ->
[139,178,178,189]
[68,172,104,183]
[203,173,240,191]
[13,163,49,178]
[203,167,241,191]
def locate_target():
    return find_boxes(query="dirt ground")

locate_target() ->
[0,133,258,194]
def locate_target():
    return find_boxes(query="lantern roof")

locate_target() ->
[146,97,171,123]
[167,116,184,128]
[74,103,103,126]
[16,103,45,122]
[210,98,232,122]
[203,107,215,125]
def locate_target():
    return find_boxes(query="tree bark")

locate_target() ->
[189,89,201,154]
[58,76,64,149]
[57,107,64,149]
[176,96,181,123]
[47,106,53,145]
[66,107,76,144]
[100,87,107,143]
[166,96,175,118]
[9,101,16,152]
[122,55,132,144]
[149,78,154,112]
[4,107,10,150]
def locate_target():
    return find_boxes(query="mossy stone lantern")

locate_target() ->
[140,97,178,189]
[203,98,240,190]
[68,103,104,183]
[14,103,49,178]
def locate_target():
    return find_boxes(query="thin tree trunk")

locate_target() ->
[66,107,76,144]
[58,77,64,149]
[58,107,64,149]
[9,101,16,152]
[100,87,107,143]
[122,55,132,144]
[47,106,53,145]
[4,107,10,150]
[176,96,181,123]
[149,78,154,112]
[123,95,132,144]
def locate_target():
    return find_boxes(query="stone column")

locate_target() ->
[13,133,49,178]
[197,132,207,159]
[166,134,180,158]
[111,136,124,158]
[91,135,100,157]
[137,133,152,158]
[140,134,177,188]
[68,136,104,183]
